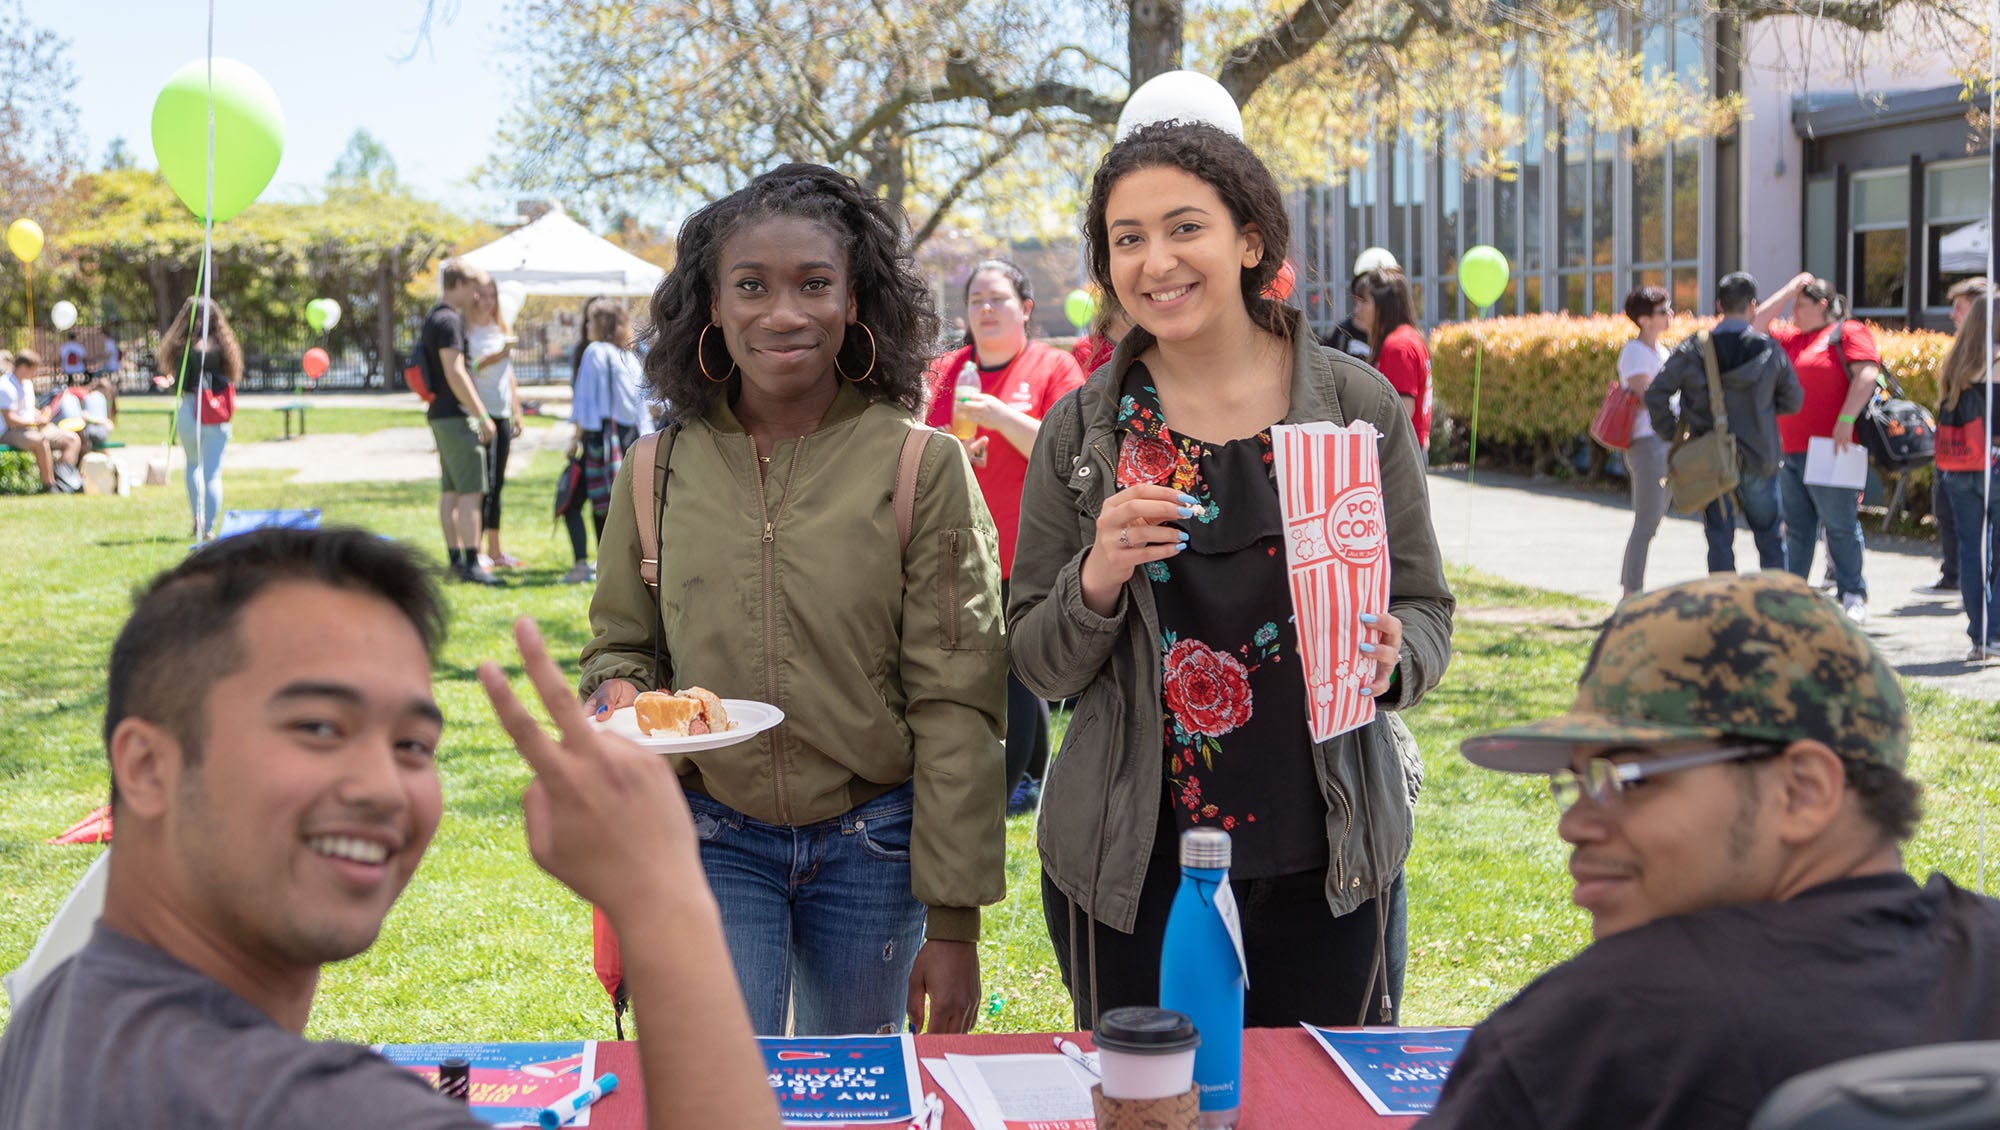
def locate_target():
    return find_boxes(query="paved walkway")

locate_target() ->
[1426,469,1999,702]
[147,417,573,484]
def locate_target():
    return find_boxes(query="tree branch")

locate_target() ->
[911,127,1031,248]
[1717,0,1888,31]
[1217,0,1446,104]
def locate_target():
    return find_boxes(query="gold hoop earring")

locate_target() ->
[698,323,737,384]
[835,323,877,383]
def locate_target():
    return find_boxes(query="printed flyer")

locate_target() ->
[1303,1025,1471,1116]
[761,1033,924,1126]
[378,1041,596,1126]
[1271,421,1390,741]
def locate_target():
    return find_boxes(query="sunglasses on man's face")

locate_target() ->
[1547,742,1788,809]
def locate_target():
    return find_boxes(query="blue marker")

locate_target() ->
[538,1073,618,1129]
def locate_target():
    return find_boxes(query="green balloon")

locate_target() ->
[1458,245,1510,310]
[151,58,285,223]
[304,299,327,332]
[1064,289,1096,330]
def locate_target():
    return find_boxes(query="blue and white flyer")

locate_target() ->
[760,1033,923,1125]
[1303,1025,1471,1116]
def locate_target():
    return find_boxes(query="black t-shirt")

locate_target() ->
[1419,873,2000,1130]
[422,303,468,421]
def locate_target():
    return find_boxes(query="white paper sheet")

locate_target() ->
[1804,436,1868,490]
[938,1053,1098,1130]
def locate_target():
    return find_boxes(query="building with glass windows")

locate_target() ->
[1291,6,1991,334]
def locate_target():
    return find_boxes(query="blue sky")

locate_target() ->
[32,0,514,219]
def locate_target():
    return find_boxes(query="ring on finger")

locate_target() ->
[1118,528,1131,548]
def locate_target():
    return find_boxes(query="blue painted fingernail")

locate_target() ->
[1359,613,1379,624]
[1178,493,1199,506]
[1177,506,1196,518]
[1359,641,1376,653]
[1177,530,1190,542]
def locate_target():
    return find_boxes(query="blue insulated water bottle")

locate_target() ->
[1159,827,1244,1129]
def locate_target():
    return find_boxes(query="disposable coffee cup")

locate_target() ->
[1094,1006,1200,1100]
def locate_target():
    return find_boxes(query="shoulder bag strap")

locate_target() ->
[1699,330,1731,439]
[628,426,679,596]
[895,425,933,555]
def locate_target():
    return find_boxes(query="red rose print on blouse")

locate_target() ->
[1162,637,1253,739]
[1118,431,1178,488]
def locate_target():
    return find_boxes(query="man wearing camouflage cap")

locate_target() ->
[1419,572,2000,1129]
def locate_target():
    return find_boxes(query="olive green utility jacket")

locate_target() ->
[579,383,1009,942]
[1006,311,1455,936]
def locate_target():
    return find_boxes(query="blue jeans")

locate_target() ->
[1700,466,1786,574]
[686,782,928,1035]
[1941,470,2000,646]
[177,398,230,537]
[1780,451,1867,598]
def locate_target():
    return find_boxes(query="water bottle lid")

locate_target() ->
[1180,827,1231,870]
[1094,1007,1200,1054]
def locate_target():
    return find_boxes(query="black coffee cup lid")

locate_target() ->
[1094,1007,1199,1054]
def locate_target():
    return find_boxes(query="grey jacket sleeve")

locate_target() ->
[1646,348,1691,440]
[1353,369,1454,711]
[1005,391,1127,702]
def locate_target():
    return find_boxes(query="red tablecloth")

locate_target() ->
[583,1029,1418,1129]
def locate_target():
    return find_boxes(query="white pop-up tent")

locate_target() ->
[1939,219,1989,275]
[455,207,665,297]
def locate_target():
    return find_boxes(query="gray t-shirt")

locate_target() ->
[0,924,484,1129]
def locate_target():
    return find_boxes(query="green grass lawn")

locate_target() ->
[2,447,1996,1044]
[106,398,562,449]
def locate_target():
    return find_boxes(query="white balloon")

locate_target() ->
[1352,247,1400,278]
[49,300,77,331]
[498,281,528,324]
[1115,70,1243,141]
[319,299,341,331]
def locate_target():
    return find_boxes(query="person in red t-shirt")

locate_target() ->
[1351,267,1432,450]
[1753,272,1880,621]
[1071,307,1132,376]
[926,259,1087,805]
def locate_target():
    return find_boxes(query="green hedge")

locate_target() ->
[1428,314,1953,454]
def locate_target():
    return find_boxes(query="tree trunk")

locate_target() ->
[1128,0,1184,88]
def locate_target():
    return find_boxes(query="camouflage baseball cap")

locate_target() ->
[1461,572,1909,773]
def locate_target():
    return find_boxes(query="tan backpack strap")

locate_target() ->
[628,429,674,595]
[895,426,933,554]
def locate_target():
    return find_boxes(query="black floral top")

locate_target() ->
[1115,364,1328,880]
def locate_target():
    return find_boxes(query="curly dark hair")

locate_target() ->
[644,163,939,421]
[1847,759,1923,843]
[1084,121,1292,339]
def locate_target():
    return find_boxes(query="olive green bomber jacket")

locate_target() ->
[1005,312,1455,935]
[578,384,1009,942]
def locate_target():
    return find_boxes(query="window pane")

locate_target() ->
[1502,276,1520,314]
[1409,147,1427,278]
[1440,150,1462,294]
[1851,173,1909,228]
[1497,173,1520,269]
[1672,268,1699,313]
[1674,7,1703,89]
[1927,163,1989,221]
[1562,273,1586,313]
[1344,168,1368,282]
[1524,273,1544,312]
[1633,147,1666,263]
[1561,118,1587,269]
[1852,228,1907,309]
[1804,176,1837,284]
[1671,139,1700,262]
[1438,279,1459,321]
[1593,271,1614,314]
[1928,220,1985,306]
[1524,80,1544,272]
[1638,267,1666,291]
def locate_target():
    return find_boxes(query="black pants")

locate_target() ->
[999,581,1051,791]
[1937,474,1961,584]
[1041,852,1403,1031]
[565,504,607,563]
[482,424,512,531]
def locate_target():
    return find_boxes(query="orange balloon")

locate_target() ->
[302,347,330,379]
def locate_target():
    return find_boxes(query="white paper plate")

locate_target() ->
[592,699,784,754]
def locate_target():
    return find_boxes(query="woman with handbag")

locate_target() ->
[158,297,241,540]
[1617,285,1673,597]
[1934,298,2000,661]
[562,302,646,585]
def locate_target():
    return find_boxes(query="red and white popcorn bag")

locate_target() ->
[1272,421,1390,741]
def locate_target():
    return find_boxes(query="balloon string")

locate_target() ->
[1464,320,1483,567]
[192,0,217,538]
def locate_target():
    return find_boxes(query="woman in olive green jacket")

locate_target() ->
[1008,124,1454,1029]
[578,165,1008,1037]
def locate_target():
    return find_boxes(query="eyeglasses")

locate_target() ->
[1548,743,1786,809]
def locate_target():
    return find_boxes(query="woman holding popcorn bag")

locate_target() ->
[1007,121,1454,1030]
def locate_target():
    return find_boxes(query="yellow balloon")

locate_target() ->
[7,218,44,264]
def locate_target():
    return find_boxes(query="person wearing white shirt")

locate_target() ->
[467,278,525,570]
[562,303,646,584]
[1618,286,1673,598]
[0,350,82,491]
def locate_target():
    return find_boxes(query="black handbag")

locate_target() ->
[1831,321,1935,469]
